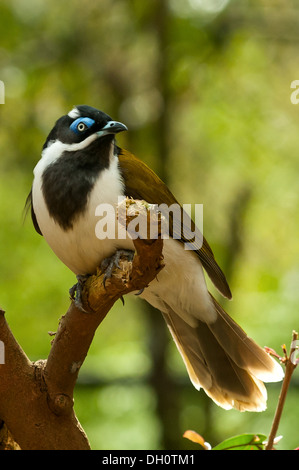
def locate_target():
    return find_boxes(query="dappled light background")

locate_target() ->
[0,0,299,450]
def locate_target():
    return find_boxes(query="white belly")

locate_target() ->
[32,155,134,275]
[140,237,216,325]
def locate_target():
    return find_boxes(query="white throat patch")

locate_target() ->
[34,133,99,177]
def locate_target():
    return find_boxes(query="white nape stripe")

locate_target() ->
[34,133,99,177]
[68,107,80,119]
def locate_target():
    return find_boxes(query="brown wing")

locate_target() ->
[117,148,232,299]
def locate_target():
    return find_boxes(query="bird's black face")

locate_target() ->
[43,105,127,149]
[39,106,127,231]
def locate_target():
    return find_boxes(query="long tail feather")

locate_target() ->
[162,297,283,411]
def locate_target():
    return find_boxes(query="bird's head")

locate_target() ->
[43,104,128,151]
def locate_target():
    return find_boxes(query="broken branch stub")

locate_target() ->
[82,198,165,313]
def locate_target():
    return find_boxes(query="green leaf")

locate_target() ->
[213,433,267,451]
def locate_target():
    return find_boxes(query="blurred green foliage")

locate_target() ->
[0,0,299,450]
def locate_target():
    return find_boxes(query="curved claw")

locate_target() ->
[69,274,90,312]
[135,288,144,296]
[101,249,135,288]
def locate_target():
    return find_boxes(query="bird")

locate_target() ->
[27,104,283,412]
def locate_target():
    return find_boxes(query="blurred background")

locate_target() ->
[0,0,299,450]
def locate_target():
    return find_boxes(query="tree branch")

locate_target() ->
[0,198,164,449]
[265,330,298,450]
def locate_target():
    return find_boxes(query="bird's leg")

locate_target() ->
[100,249,135,288]
[69,274,90,312]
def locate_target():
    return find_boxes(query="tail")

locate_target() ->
[162,295,283,411]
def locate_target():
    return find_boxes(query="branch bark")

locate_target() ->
[0,199,164,450]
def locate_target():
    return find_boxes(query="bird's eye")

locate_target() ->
[77,122,87,132]
[70,117,96,135]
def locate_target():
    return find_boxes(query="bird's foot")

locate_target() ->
[69,274,90,312]
[100,249,135,288]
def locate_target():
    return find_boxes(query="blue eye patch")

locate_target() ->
[70,117,95,134]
